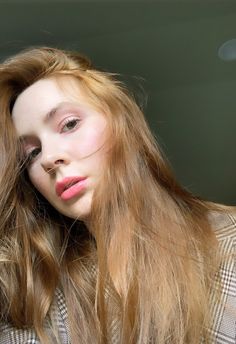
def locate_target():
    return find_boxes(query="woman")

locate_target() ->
[0,47,235,344]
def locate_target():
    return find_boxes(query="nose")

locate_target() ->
[41,157,64,173]
[40,146,69,174]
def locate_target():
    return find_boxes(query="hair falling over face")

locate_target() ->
[0,46,229,344]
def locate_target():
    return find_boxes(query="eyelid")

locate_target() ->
[59,115,81,132]
[23,146,41,166]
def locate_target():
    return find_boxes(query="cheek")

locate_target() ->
[80,136,102,155]
[70,126,107,158]
[27,165,48,194]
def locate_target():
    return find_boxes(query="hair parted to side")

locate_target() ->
[0,46,225,343]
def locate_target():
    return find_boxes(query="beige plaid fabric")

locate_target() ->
[0,210,235,343]
[204,210,236,343]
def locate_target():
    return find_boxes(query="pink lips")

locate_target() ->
[56,176,87,201]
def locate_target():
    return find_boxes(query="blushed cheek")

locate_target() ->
[82,138,102,156]
[73,130,106,159]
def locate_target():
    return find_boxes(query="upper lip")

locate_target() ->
[56,176,87,197]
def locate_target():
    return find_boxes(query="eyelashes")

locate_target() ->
[22,147,41,166]
[23,117,81,166]
[60,117,80,133]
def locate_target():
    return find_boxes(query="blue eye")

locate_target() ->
[61,118,80,133]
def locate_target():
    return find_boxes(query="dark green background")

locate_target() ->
[0,0,235,204]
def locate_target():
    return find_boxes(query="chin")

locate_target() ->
[56,205,90,221]
[51,191,93,222]
[63,200,92,222]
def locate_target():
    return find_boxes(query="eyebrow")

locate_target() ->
[18,102,70,142]
[44,102,68,123]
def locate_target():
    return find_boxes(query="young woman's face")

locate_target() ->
[12,77,108,221]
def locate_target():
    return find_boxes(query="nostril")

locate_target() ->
[41,156,65,174]
[55,159,64,165]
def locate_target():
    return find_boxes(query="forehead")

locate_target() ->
[12,76,82,118]
[11,76,84,134]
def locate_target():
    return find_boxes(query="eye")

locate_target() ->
[25,147,41,164]
[61,118,80,133]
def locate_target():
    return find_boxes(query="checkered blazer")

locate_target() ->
[0,210,235,343]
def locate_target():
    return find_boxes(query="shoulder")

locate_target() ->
[207,207,236,285]
[0,324,40,344]
[208,207,236,242]
[0,288,69,344]
[206,207,236,343]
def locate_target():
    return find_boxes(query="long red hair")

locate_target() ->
[0,47,225,343]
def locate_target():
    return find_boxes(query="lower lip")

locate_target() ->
[60,179,87,201]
